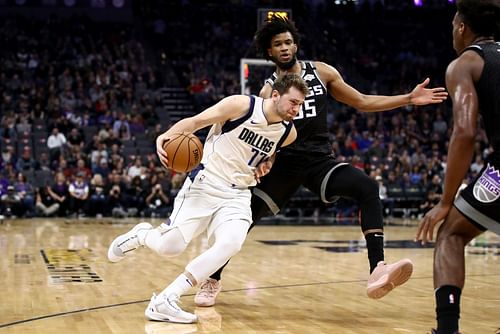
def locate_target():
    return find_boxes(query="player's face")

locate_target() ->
[452,12,465,54]
[268,32,298,70]
[276,87,304,121]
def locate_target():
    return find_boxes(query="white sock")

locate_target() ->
[136,227,152,246]
[143,226,161,249]
[159,273,194,298]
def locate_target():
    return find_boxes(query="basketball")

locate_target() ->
[162,133,203,173]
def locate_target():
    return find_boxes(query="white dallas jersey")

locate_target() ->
[200,95,292,188]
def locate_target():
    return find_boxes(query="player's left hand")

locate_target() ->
[156,133,170,168]
[415,201,452,244]
[409,78,448,105]
[254,160,272,183]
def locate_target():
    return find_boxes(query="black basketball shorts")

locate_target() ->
[251,152,348,214]
[455,162,500,235]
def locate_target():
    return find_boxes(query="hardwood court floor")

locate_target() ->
[0,217,499,334]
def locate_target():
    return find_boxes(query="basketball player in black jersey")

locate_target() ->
[416,1,500,333]
[194,15,449,307]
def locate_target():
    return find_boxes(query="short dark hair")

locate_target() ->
[272,73,309,97]
[254,14,300,61]
[457,0,500,37]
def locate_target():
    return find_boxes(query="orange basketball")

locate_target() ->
[162,133,203,173]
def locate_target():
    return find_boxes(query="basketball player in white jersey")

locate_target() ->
[107,73,309,323]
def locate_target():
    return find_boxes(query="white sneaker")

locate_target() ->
[145,293,197,324]
[194,278,222,307]
[107,222,152,262]
[366,259,413,299]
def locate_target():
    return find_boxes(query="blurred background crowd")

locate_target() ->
[0,0,494,222]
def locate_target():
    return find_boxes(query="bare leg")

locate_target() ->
[434,207,483,288]
[433,206,483,334]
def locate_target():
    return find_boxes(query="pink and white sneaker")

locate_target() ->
[194,278,222,307]
[366,259,413,299]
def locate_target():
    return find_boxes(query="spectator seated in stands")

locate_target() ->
[15,146,37,173]
[50,172,69,217]
[125,175,146,215]
[66,128,85,149]
[47,127,67,163]
[107,171,137,218]
[143,183,171,218]
[1,185,23,218]
[94,158,111,180]
[14,172,35,217]
[88,173,107,218]
[90,141,109,172]
[127,157,143,180]
[68,172,89,217]
[1,146,16,169]
[37,152,52,172]
[36,183,60,217]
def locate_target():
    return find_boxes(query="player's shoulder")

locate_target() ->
[447,49,483,77]
[221,94,251,106]
[217,95,254,118]
[312,60,337,72]
[259,84,273,98]
[310,60,341,83]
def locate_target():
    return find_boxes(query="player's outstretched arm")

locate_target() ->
[317,61,448,112]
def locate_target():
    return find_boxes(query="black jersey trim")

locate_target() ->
[221,96,255,134]
[275,121,293,151]
[462,44,484,57]
[265,73,278,87]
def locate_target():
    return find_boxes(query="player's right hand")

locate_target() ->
[156,133,170,168]
[415,201,451,244]
[254,160,272,183]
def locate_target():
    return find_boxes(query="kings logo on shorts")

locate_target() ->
[473,163,500,203]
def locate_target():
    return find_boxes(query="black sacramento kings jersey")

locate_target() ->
[265,61,331,155]
[464,42,500,164]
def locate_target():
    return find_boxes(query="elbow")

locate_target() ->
[354,95,376,112]
[354,98,370,112]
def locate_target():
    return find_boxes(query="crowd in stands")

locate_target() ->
[0,15,181,218]
[0,2,493,221]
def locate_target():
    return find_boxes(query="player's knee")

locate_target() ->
[436,225,467,249]
[436,231,464,250]
[351,176,379,204]
[156,239,187,257]
[216,239,243,257]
